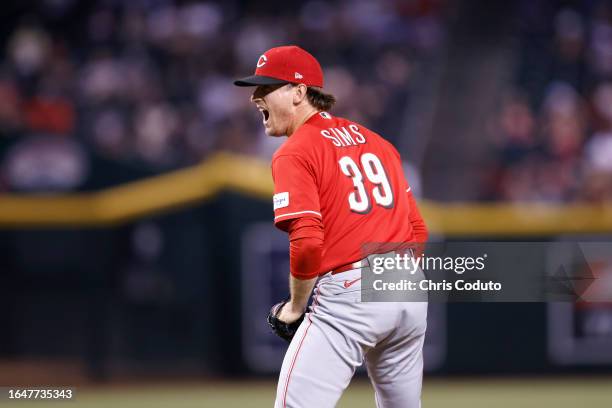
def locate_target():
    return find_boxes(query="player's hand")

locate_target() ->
[276,302,305,324]
[267,300,306,342]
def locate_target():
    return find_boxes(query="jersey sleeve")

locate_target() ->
[271,154,322,230]
[406,187,428,243]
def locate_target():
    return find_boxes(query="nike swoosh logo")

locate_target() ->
[343,278,362,288]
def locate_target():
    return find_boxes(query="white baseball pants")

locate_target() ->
[274,267,427,408]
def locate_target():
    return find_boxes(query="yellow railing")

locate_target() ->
[1,152,612,236]
[0,153,273,227]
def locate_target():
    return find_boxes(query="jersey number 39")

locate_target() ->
[339,153,394,214]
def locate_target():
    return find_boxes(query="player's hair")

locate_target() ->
[288,83,336,111]
[291,84,336,111]
[306,87,336,111]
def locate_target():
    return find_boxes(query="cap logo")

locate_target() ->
[256,55,267,68]
[294,72,303,79]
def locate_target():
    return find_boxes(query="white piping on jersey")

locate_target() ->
[274,210,322,221]
[406,187,412,192]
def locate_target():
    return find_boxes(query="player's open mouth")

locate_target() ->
[260,108,270,124]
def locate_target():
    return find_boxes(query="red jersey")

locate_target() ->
[272,111,426,276]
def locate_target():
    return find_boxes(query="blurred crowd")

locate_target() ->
[0,0,444,192]
[2,1,611,204]
[488,1,612,203]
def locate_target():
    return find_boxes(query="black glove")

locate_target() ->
[267,301,306,343]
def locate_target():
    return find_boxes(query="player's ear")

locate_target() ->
[292,83,308,105]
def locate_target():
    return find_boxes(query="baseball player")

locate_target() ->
[234,45,428,408]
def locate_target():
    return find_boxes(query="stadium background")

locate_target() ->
[0,0,611,406]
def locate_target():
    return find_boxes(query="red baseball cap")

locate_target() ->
[234,45,324,88]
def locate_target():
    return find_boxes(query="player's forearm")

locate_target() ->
[288,274,318,312]
[287,236,322,311]
[284,217,324,311]
[288,216,324,279]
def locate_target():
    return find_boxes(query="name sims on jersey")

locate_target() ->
[321,125,367,147]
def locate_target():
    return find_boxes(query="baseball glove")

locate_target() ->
[267,301,306,343]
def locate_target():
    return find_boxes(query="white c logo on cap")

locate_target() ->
[256,55,267,68]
